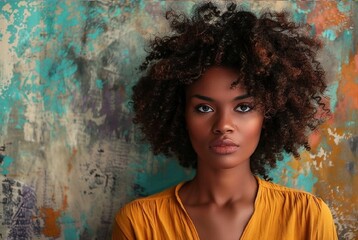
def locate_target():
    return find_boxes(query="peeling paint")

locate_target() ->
[0,0,356,239]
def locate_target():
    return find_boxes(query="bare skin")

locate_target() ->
[179,169,257,240]
[179,67,263,240]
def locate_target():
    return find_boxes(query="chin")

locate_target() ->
[200,155,250,170]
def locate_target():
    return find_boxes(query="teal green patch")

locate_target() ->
[292,11,307,24]
[322,29,337,41]
[132,152,195,196]
[33,54,78,117]
[0,73,24,132]
[342,30,353,64]
[96,79,104,89]
[60,213,79,240]
[293,1,314,15]
[346,121,355,126]
[15,106,27,129]
[327,82,339,113]
[337,1,351,13]
[269,153,293,186]
[80,213,93,236]
[87,28,104,40]
[296,171,317,192]
[110,6,122,17]
[268,152,318,192]
[26,7,41,29]
[57,1,80,27]
[6,24,17,44]
[1,156,14,175]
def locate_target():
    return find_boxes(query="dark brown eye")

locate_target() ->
[196,105,213,113]
[236,104,252,113]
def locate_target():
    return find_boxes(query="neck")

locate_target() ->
[185,162,257,206]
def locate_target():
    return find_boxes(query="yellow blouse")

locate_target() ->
[113,177,338,240]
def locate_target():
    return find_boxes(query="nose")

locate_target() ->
[212,110,235,134]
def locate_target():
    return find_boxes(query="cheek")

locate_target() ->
[185,112,209,144]
[241,118,264,141]
[186,116,204,137]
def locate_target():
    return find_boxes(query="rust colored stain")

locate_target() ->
[67,148,77,173]
[40,187,69,237]
[40,207,62,238]
[62,186,69,209]
[307,1,350,36]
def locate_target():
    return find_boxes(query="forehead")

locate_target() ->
[185,67,247,97]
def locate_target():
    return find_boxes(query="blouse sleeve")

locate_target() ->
[315,198,338,240]
[112,205,137,240]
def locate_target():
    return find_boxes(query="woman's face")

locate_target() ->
[185,67,264,170]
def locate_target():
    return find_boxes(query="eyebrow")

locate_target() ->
[191,94,251,101]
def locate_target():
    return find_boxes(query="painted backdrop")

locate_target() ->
[0,0,357,239]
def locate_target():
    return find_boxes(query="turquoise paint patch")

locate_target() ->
[122,49,130,64]
[8,2,41,57]
[6,24,17,44]
[292,11,307,24]
[322,29,337,41]
[80,213,93,236]
[346,121,355,126]
[342,30,353,64]
[111,6,122,17]
[60,213,79,240]
[0,4,11,19]
[57,1,80,27]
[96,79,104,89]
[292,1,315,15]
[15,106,27,129]
[0,72,26,133]
[1,156,14,175]
[296,171,317,192]
[26,7,41,29]
[33,54,78,117]
[269,153,294,187]
[87,28,104,40]
[132,153,195,196]
[268,152,318,192]
[327,82,339,113]
[337,1,351,13]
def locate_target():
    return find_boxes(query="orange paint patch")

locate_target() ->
[337,53,358,113]
[307,1,350,36]
[354,54,358,73]
[40,207,61,238]
[308,130,322,149]
[40,186,70,238]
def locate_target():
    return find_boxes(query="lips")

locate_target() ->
[209,138,239,155]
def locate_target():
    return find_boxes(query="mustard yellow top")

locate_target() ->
[113,177,338,240]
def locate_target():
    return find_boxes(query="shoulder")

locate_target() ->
[257,177,332,215]
[258,177,318,199]
[248,177,338,239]
[116,183,179,221]
[113,183,185,239]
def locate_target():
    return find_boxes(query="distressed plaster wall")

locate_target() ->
[0,0,356,239]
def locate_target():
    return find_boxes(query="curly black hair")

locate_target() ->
[131,2,328,180]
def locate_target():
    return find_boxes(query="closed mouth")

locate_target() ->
[209,138,239,154]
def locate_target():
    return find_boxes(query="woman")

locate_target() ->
[113,2,337,239]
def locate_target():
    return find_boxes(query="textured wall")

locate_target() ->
[0,0,356,239]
